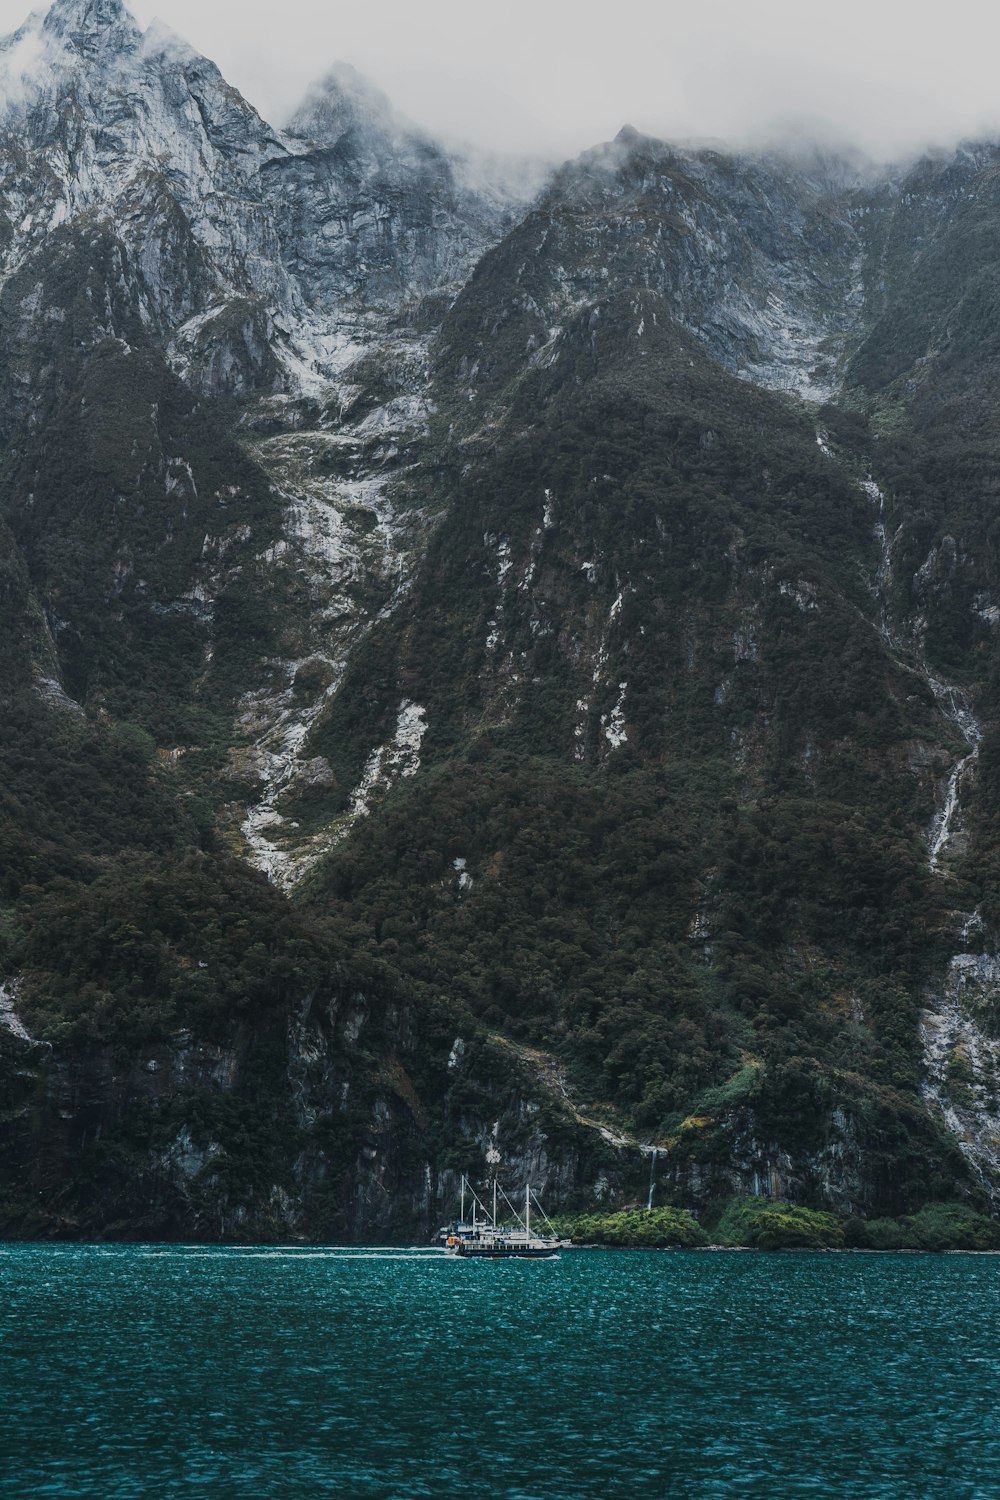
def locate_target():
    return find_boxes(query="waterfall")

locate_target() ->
[924,676,983,872]
[857,468,983,874]
[646,1147,658,1211]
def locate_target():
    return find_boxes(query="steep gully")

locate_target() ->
[231,383,433,891]
[818,432,1000,1192]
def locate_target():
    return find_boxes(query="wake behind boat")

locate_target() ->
[438,1177,571,1260]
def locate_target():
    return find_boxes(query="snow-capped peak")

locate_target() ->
[0,0,140,115]
[40,0,138,61]
[42,0,130,37]
[0,0,301,351]
[287,61,416,149]
[0,0,526,397]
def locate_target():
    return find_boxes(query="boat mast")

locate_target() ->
[493,1177,498,1230]
[525,1182,530,1238]
[460,1176,465,1224]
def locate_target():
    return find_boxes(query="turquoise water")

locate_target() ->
[1,1246,998,1498]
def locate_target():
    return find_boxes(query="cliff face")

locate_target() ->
[2,0,1000,1240]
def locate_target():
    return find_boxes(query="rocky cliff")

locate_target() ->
[2,0,1000,1240]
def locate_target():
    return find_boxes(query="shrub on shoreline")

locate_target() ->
[712,1197,845,1250]
[552,1197,1000,1251]
[552,1207,709,1248]
[847,1202,1000,1251]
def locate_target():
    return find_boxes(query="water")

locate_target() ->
[1,1246,998,1499]
[854,465,983,876]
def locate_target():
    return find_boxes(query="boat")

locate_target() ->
[438,1176,571,1260]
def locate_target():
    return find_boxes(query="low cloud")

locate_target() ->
[0,0,995,164]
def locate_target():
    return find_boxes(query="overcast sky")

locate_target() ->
[3,0,1000,160]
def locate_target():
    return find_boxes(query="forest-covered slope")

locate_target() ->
[2,0,1000,1239]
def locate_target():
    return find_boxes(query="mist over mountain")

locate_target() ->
[1,0,1000,1243]
[68,0,987,163]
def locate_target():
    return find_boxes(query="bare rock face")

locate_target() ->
[274,62,515,316]
[0,0,291,332]
[0,0,522,401]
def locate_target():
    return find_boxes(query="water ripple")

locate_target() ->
[1,1246,998,1497]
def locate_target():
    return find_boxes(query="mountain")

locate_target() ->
[1,0,999,1242]
[277,62,520,316]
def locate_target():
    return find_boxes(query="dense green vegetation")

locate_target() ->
[552,1207,708,1248]
[552,1199,1000,1250]
[711,1197,845,1250]
[3,131,1000,1240]
[295,270,975,1214]
[847,1203,1000,1252]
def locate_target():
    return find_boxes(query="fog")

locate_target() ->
[2,0,999,162]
